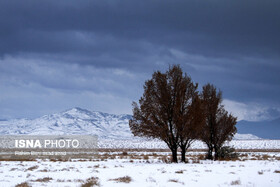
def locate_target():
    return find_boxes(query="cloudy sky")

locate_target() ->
[0,0,279,121]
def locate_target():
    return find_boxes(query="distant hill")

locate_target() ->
[0,107,261,140]
[236,118,280,139]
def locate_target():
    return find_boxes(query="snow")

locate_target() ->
[1,107,279,186]
[233,133,261,140]
[1,154,280,186]
[98,139,280,150]
[0,107,133,139]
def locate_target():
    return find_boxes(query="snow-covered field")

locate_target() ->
[1,152,280,187]
[99,139,280,150]
[1,139,280,186]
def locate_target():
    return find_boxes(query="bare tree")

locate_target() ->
[200,84,237,160]
[129,65,199,163]
[213,108,237,159]
[178,95,205,162]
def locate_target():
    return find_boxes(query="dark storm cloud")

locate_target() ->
[0,0,280,120]
[1,0,280,58]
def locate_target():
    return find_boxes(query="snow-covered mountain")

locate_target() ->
[237,118,280,139]
[0,107,260,140]
[0,107,132,139]
[233,133,261,140]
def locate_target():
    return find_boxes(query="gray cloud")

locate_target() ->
[1,1,279,57]
[0,0,280,120]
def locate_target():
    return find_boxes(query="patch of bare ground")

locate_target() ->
[0,157,36,161]
[236,149,280,153]
[109,176,132,183]
[1,148,280,163]
[49,158,69,162]
[98,148,280,153]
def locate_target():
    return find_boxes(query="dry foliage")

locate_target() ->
[168,179,184,185]
[39,169,49,172]
[25,165,39,171]
[169,179,179,183]
[15,182,31,187]
[0,157,36,162]
[200,84,237,160]
[122,151,128,156]
[81,177,100,187]
[143,155,149,160]
[230,179,241,185]
[175,170,184,174]
[129,65,202,163]
[32,177,53,182]
[109,176,132,183]
[262,154,270,160]
[93,164,100,168]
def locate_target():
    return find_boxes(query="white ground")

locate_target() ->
[1,152,280,187]
[99,139,280,149]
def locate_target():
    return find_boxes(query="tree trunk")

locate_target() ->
[206,145,213,160]
[171,148,178,163]
[180,144,186,162]
[214,146,220,160]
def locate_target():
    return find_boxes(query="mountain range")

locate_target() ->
[236,118,280,139]
[0,107,270,140]
[0,107,132,139]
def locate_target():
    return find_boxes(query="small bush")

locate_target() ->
[197,154,205,160]
[93,164,100,168]
[15,182,31,187]
[25,165,39,171]
[143,155,149,160]
[39,169,49,172]
[216,146,238,160]
[109,176,132,183]
[122,151,128,156]
[175,170,184,174]
[262,154,270,160]
[230,179,241,185]
[33,177,53,182]
[168,179,184,185]
[168,179,179,183]
[81,177,100,187]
